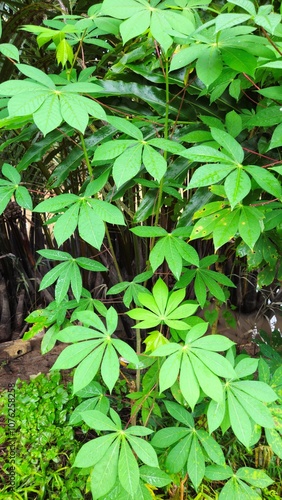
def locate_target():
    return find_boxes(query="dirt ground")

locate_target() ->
[0,335,69,389]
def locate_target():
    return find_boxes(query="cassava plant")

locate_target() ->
[0,0,282,498]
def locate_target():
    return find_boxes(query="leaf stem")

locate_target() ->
[104,223,123,283]
[79,132,93,178]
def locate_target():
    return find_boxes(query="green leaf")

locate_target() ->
[55,264,72,302]
[180,354,200,410]
[56,39,74,66]
[0,43,20,62]
[194,273,207,308]
[159,351,181,393]
[139,466,171,488]
[120,9,150,45]
[59,93,89,133]
[165,434,192,473]
[227,390,252,447]
[126,434,159,467]
[150,10,173,54]
[8,90,49,117]
[101,343,120,393]
[113,144,142,188]
[70,261,82,302]
[73,434,116,467]
[189,352,223,403]
[0,186,14,214]
[151,427,188,449]
[118,439,139,496]
[231,380,278,403]
[265,428,282,459]
[239,207,262,249]
[39,261,70,290]
[187,435,205,491]
[82,409,118,431]
[205,464,233,481]
[2,163,21,184]
[143,144,167,182]
[16,63,56,89]
[94,140,135,161]
[189,164,234,189]
[231,387,275,428]
[191,334,234,352]
[51,340,98,370]
[193,349,236,378]
[228,0,256,16]
[90,440,120,500]
[33,93,62,135]
[107,115,143,140]
[131,226,167,237]
[197,429,225,465]
[237,467,274,488]
[78,203,105,249]
[34,193,79,212]
[15,186,33,210]
[76,257,107,272]
[181,145,233,164]
[215,13,251,32]
[170,44,206,72]
[53,202,80,246]
[148,138,185,155]
[196,47,222,87]
[164,401,194,428]
[213,209,240,249]
[207,398,226,433]
[222,47,257,76]
[268,123,282,150]
[37,249,72,261]
[235,358,258,378]
[89,199,125,225]
[244,165,282,198]
[210,128,244,164]
[225,168,251,208]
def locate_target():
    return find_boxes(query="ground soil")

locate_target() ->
[0,335,70,389]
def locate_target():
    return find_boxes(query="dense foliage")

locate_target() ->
[0,0,282,498]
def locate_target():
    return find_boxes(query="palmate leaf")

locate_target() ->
[224,168,251,208]
[73,433,116,468]
[196,46,223,87]
[188,435,205,491]
[101,343,120,393]
[179,354,200,410]
[239,207,262,249]
[91,440,120,500]
[231,387,275,428]
[53,202,80,246]
[227,390,252,447]
[51,340,99,370]
[78,203,105,249]
[197,429,225,466]
[207,398,226,434]
[143,143,167,182]
[113,143,143,188]
[118,439,139,496]
[33,93,62,135]
[159,351,182,393]
[15,186,33,210]
[120,9,151,45]
[188,352,224,403]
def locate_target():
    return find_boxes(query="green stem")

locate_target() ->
[135,327,141,392]
[79,132,93,178]
[104,224,123,283]
[151,57,170,249]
